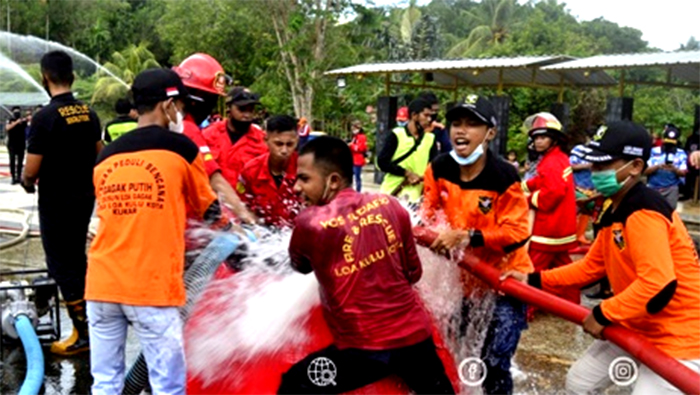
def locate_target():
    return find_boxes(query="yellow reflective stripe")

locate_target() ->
[531,234,577,245]
[521,180,530,194]
[563,166,573,179]
[531,190,540,208]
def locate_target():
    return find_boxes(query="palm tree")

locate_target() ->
[447,0,519,58]
[91,43,160,105]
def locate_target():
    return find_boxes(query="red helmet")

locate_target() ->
[525,112,563,137]
[172,53,229,96]
[396,106,409,122]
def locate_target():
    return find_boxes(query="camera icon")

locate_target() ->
[608,356,638,386]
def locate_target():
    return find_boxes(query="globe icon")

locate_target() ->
[307,357,337,387]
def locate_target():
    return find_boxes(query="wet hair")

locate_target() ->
[408,98,432,117]
[40,51,74,86]
[115,98,133,115]
[299,136,353,185]
[418,91,439,106]
[265,115,297,134]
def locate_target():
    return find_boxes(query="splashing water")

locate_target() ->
[0,51,50,104]
[185,213,497,394]
[0,31,128,88]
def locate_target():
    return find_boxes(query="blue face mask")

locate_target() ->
[449,134,488,166]
[450,145,483,166]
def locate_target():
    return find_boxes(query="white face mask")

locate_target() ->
[165,102,184,134]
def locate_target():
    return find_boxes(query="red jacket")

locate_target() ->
[289,189,431,350]
[237,152,300,228]
[349,133,367,167]
[183,114,220,177]
[523,146,577,252]
[202,120,268,186]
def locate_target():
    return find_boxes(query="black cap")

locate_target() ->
[573,121,652,163]
[225,86,260,106]
[445,95,497,127]
[663,126,680,145]
[131,68,188,106]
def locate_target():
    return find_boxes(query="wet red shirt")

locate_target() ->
[289,189,432,350]
[202,120,268,187]
[183,114,220,177]
[236,152,301,228]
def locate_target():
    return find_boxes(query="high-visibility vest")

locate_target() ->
[380,127,434,202]
[106,119,137,142]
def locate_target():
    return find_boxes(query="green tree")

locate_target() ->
[680,36,700,51]
[447,0,520,57]
[91,44,159,106]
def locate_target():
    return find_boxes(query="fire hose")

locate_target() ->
[413,226,700,395]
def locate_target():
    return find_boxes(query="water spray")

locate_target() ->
[0,31,129,88]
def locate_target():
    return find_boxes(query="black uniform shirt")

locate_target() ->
[27,92,101,205]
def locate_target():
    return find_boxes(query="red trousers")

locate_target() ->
[529,249,581,305]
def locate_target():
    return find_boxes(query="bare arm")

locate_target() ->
[209,172,257,225]
[571,162,592,171]
[96,140,104,155]
[22,153,42,192]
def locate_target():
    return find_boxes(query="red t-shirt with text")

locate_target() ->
[289,189,431,350]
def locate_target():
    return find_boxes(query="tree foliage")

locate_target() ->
[0,0,696,153]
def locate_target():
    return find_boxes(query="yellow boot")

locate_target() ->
[50,299,89,356]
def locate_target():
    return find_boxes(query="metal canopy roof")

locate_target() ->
[543,50,700,86]
[326,56,616,89]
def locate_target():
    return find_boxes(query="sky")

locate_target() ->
[357,0,699,51]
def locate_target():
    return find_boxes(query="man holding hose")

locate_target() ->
[502,121,700,394]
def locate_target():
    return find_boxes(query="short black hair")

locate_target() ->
[11,106,20,112]
[136,102,158,115]
[40,51,74,86]
[418,91,439,106]
[115,98,133,115]
[266,115,297,134]
[408,98,432,117]
[299,136,353,185]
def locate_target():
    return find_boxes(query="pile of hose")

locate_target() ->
[413,226,700,395]
[122,232,245,394]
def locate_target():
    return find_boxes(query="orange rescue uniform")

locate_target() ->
[533,183,700,359]
[86,126,228,307]
[422,152,533,274]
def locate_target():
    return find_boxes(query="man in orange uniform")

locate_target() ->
[237,115,301,228]
[173,54,255,224]
[202,86,268,187]
[425,96,533,395]
[522,112,579,305]
[503,121,700,394]
[85,69,232,394]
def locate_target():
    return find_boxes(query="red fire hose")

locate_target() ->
[413,227,700,395]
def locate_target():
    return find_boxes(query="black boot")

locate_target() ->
[50,299,90,356]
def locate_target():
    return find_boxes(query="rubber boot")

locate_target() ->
[576,214,592,245]
[50,299,90,356]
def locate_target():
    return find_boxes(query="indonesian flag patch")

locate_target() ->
[166,87,179,97]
